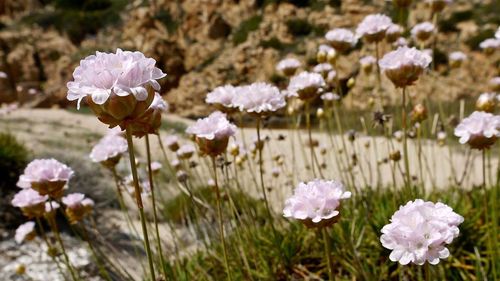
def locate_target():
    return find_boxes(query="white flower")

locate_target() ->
[0,71,7,79]
[89,134,128,163]
[490,77,500,91]
[496,27,500,39]
[233,82,286,114]
[17,159,74,189]
[393,37,408,47]
[318,44,335,54]
[45,201,60,213]
[411,22,435,41]
[386,24,403,37]
[449,51,466,62]
[321,92,341,101]
[177,144,196,159]
[326,70,337,83]
[287,71,326,99]
[67,48,166,109]
[454,111,500,149]
[15,222,36,244]
[380,199,463,265]
[479,38,500,50]
[379,46,432,87]
[11,189,48,208]
[283,179,351,224]
[62,193,87,208]
[205,85,239,109]
[151,161,162,172]
[313,63,333,74]
[186,111,237,140]
[325,28,358,51]
[276,58,301,72]
[356,14,393,40]
[360,55,376,67]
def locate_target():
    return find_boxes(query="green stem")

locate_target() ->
[211,156,233,281]
[322,228,335,281]
[125,127,156,281]
[305,102,317,177]
[80,223,112,281]
[36,217,65,278]
[402,87,412,193]
[145,134,169,280]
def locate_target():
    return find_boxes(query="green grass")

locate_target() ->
[233,15,263,45]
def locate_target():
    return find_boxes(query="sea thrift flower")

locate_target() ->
[15,222,36,244]
[177,144,196,159]
[186,111,237,156]
[233,82,286,114]
[479,38,500,55]
[475,93,496,113]
[325,28,358,53]
[90,134,128,167]
[321,92,341,102]
[317,44,336,63]
[490,77,500,91]
[379,46,432,88]
[164,135,180,151]
[288,71,326,100]
[313,63,333,76]
[411,22,435,42]
[62,193,94,224]
[206,85,239,112]
[151,161,162,173]
[67,49,166,129]
[411,104,428,123]
[386,24,403,43]
[11,189,48,218]
[283,179,351,228]
[17,159,74,199]
[359,56,376,73]
[454,111,500,149]
[276,58,301,76]
[356,14,393,43]
[449,51,466,68]
[380,199,463,265]
[326,70,337,84]
[437,131,447,146]
[44,201,60,220]
[393,37,409,47]
[0,71,7,78]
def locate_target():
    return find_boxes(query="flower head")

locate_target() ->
[313,63,333,75]
[276,58,301,76]
[325,28,358,52]
[386,24,403,43]
[356,14,393,43]
[288,71,326,100]
[17,159,74,198]
[283,179,351,228]
[67,49,166,109]
[233,82,286,114]
[206,85,240,111]
[411,22,435,41]
[15,222,36,244]
[164,135,180,151]
[177,144,196,159]
[321,92,341,102]
[379,46,432,87]
[11,189,48,218]
[186,111,237,156]
[490,77,500,91]
[449,51,466,68]
[360,55,376,72]
[454,111,500,149]
[62,193,94,224]
[380,199,463,265]
[479,38,500,54]
[475,92,496,113]
[90,134,128,166]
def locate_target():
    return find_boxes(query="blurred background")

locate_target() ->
[0,0,498,117]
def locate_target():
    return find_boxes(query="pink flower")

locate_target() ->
[287,71,326,100]
[17,159,74,189]
[67,49,166,109]
[15,221,36,244]
[90,134,128,163]
[276,58,301,76]
[325,28,358,52]
[11,189,48,208]
[283,179,351,227]
[206,85,240,109]
[454,111,500,149]
[356,14,393,42]
[379,47,432,87]
[233,82,286,114]
[62,193,86,208]
[381,199,463,265]
[411,22,435,41]
[186,111,237,141]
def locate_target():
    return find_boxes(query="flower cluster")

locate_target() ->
[90,133,128,167]
[411,22,435,41]
[186,111,237,156]
[206,85,240,112]
[379,47,432,87]
[17,159,74,198]
[62,193,95,224]
[381,199,463,265]
[356,14,393,43]
[233,82,286,114]
[454,111,500,149]
[283,179,351,228]
[276,58,301,76]
[287,71,326,100]
[325,28,358,52]
[15,221,36,244]
[11,188,48,218]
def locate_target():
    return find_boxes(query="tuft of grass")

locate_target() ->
[232,15,262,45]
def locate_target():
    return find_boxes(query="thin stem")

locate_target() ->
[211,156,233,281]
[125,127,156,281]
[256,117,275,225]
[402,87,412,193]
[48,200,79,281]
[425,263,431,281]
[322,228,335,281]
[80,223,112,281]
[306,102,317,177]
[145,134,169,280]
[36,217,65,278]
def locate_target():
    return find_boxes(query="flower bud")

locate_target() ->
[411,103,428,123]
[389,150,401,162]
[476,93,496,113]
[316,108,325,119]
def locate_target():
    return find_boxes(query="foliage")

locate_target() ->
[285,18,326,37]
[154,9,179,34]
[0,132,28,193]
[232,15,263,45]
